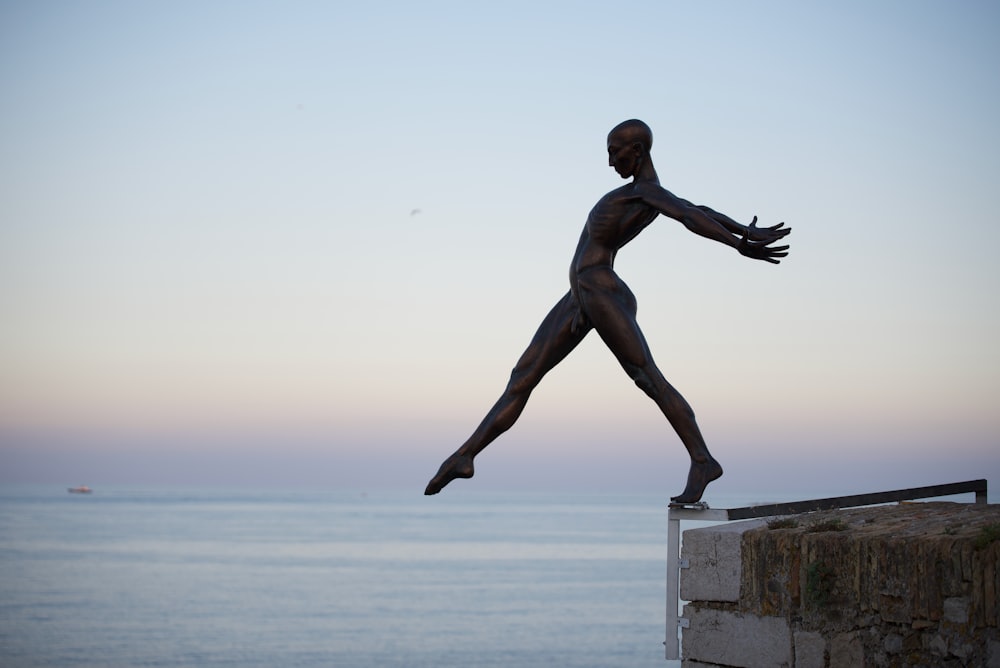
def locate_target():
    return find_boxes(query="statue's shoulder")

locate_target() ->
[596,183,641,205]
[631,179,666,198]
[588,184,650,227]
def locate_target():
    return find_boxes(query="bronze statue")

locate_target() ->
[425,120,789,503]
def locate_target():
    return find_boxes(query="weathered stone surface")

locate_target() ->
[882,632,903,654]
[682,605,791,668]
[793,630,825,668]
[681,519,766,602]
[988,640,1000,668]
[927,632,948,656]
[943,596,969,624]
[829,631,863,667]
[682,502,999,666]
[741,519,802,617]
[739,502,1000,631]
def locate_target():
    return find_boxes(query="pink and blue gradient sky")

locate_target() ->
[2,1,998,498]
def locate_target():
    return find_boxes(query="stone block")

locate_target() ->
[988,640,1000,668]
[882,632,903,654]
[829,631,863,667]
[927,633,948,657]
[794,630,825,668]
[682,605,791,668]
[943,596,969,624]
[680,519,766,602]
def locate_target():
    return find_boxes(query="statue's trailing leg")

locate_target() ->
[424,453,475,495]
[424,292,588,496]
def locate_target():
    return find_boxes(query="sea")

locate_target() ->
[3,483,981,667]
[0,484,727,668]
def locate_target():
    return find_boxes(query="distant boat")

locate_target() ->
[67,486,92,494]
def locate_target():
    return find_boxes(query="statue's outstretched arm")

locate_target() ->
[680,200,790,245]
[636,183,789,264]
[736,219,789,264]
[635,182,741,248]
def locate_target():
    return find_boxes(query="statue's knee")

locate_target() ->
[625,364,656,397]
[506,370,537,397]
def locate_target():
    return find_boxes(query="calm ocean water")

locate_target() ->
[1,485,717,668]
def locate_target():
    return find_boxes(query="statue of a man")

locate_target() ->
[425,120,789,503]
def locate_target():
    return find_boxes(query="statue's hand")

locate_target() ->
[744,216,791,244]
[738,219,789,264]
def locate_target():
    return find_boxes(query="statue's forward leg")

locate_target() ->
[625,355,722,503]
[671,454,723,505]
[626,361,722,504]
[577,268,722,503]
[425,292,589,495]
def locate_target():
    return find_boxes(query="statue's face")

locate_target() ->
[607,136,641,179]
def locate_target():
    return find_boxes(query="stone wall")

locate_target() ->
[679,502,1000,667]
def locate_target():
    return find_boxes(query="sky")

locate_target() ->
[1,1,998,499]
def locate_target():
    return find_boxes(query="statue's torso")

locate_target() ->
[573,184,659,275]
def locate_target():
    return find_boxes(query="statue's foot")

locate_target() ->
[424,453,474,495]
[670,457,723,505]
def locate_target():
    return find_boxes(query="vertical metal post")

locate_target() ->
[665,510,681,660]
